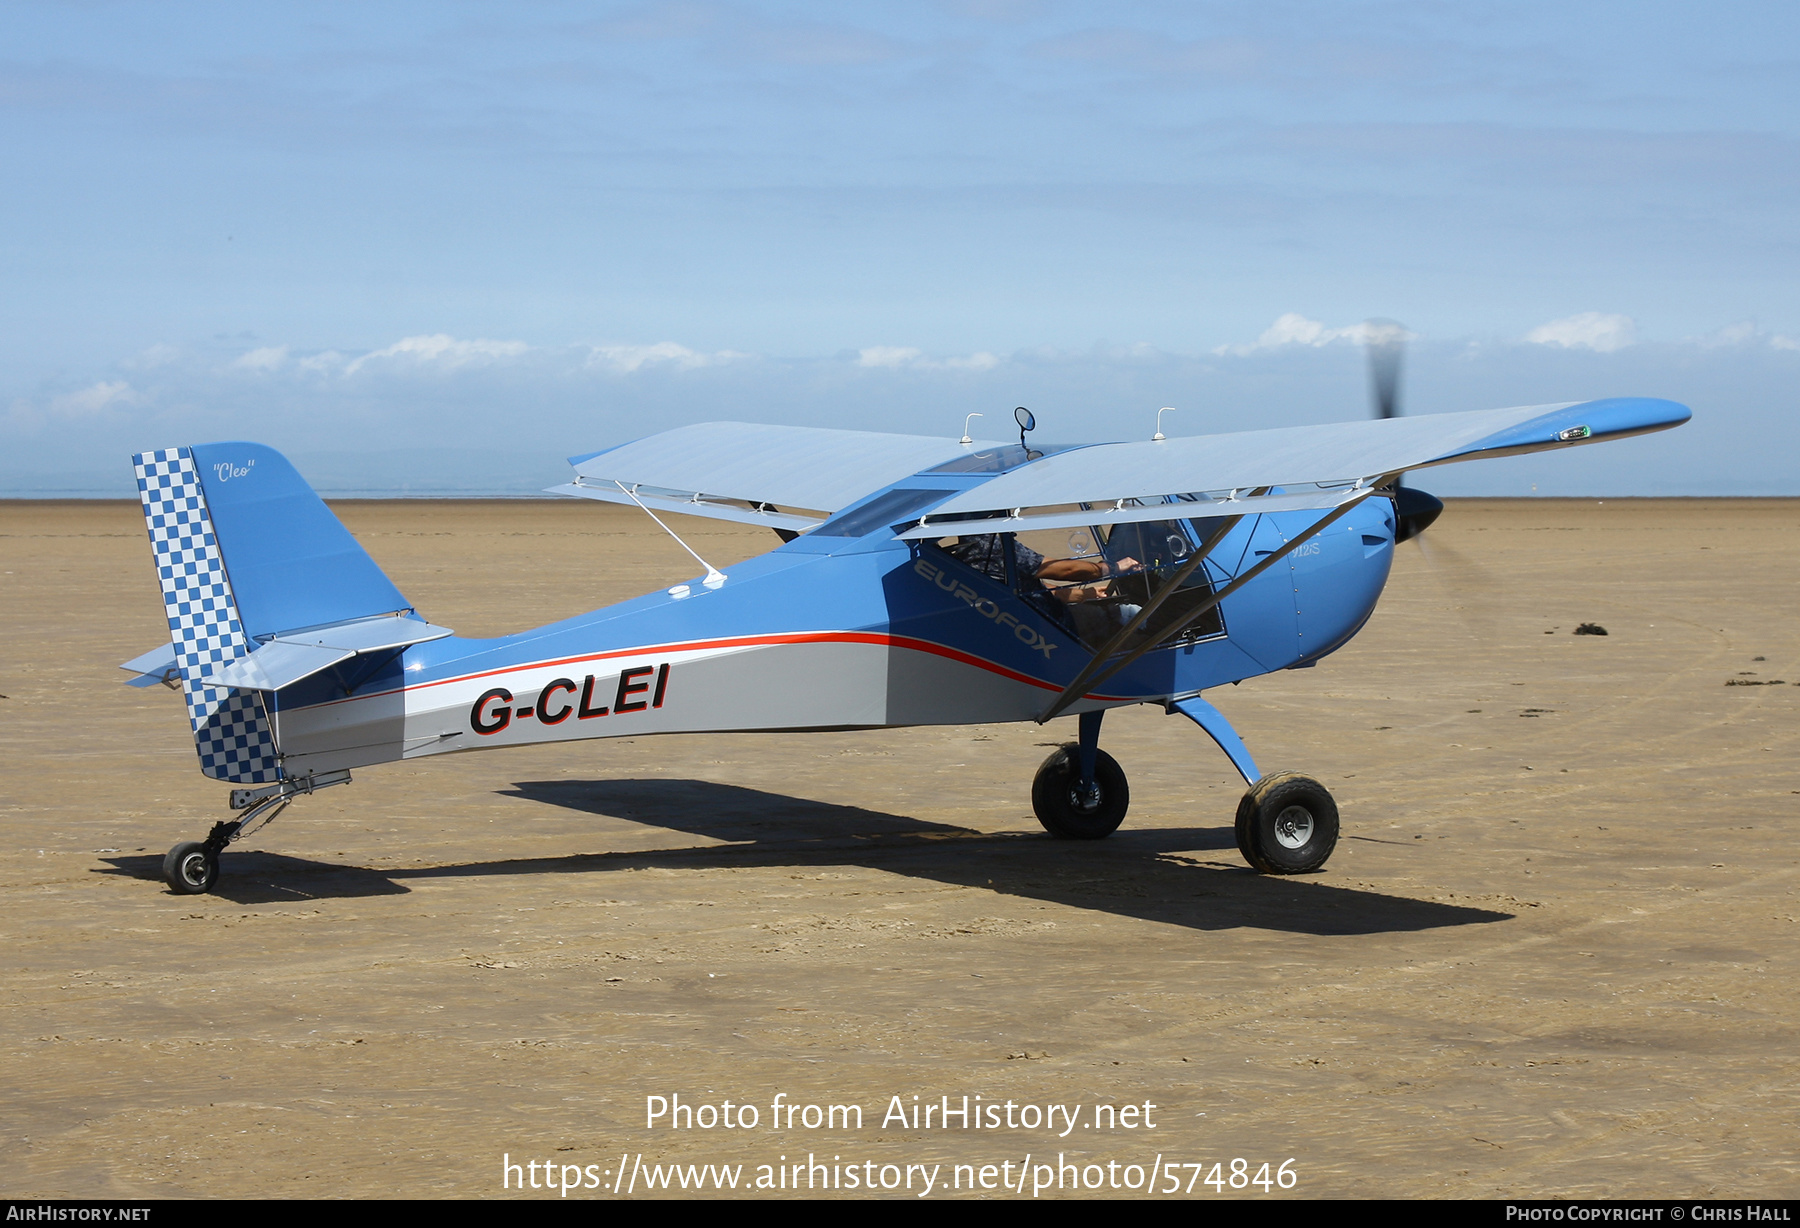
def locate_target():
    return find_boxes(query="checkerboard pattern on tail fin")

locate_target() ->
[133,447,282,784]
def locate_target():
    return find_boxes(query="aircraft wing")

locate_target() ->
[552,421,1011,526]
[899,397,1689,537]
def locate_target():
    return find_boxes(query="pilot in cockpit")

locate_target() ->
[947,534,1142,604]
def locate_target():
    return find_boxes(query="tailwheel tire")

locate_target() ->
[163,841,219,895]
[1235,772,1339,873]
[1031,745,1129,840]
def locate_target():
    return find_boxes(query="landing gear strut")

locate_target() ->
[1031,710,1129,840]
[160,770,352,895]
[1167,694,1340,873]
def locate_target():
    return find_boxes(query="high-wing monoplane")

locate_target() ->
[122,357,1689,894]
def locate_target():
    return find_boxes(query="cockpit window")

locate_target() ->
[946,518,1226,652]
[812,488,955,537]
[924,444,1074,475]
[1084,519,1226,649]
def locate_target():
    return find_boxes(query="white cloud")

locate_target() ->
[1213,314,1404,356]
[1695,321,1758,348]
[298,350,347,372]
[1687,321,1800,352]
[127,344,181,369]
[206,336,751,378]
[232,345,289,372]
[1523,312,1636,352]
[858,345,923,368]
[4,379,141,432]
[585,342,728,372]
[856,346,1002,371]
[1255,313,1345,348]
[345,334,531,375]
[944,351,1000,370]
[49,380,139,416]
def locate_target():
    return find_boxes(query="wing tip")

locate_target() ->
[1567,395,1692,431]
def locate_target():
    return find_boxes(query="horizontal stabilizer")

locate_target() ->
[213,639,351,693]
[120,643,179,688]
[211,615,452,692]
[268,614,454,655]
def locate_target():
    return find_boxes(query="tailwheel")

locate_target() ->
[161,818,240,895]
[1031,744,1129,840]
[154,773,354,896]
[1235,772,1339,873]
[163,840,220,895]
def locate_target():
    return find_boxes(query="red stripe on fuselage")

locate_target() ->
[299,630,1134,711]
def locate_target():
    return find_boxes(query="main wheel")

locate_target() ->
[1031,745,1129,839]
[1235,772,1339,873]
[163,840,219,895]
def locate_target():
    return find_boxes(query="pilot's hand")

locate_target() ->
[1110,556,1143,575]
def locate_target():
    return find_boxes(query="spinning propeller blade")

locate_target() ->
[1366,318,1405,421]
[1364,318,1442,543]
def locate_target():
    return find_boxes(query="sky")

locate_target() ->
[4,1,1797,496]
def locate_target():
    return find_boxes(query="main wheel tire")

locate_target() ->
[163,841,219,895]
[1235,772,1339,873]
[1031,744,1129,840]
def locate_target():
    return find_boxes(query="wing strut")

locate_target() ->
[1036,491,1377,724]
[614,480,728,589]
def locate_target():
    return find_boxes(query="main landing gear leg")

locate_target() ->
[1031,708,1130,840]
[1077,709,1102,795]
[1167,695,1339,874]
[161,770,352,895]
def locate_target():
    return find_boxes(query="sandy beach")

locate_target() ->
[2,495,1795,1199]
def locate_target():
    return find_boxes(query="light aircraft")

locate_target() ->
[121,344,1689,894]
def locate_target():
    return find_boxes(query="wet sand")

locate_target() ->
[2,496,1796,1199]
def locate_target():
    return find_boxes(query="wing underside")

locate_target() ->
[555,421,1012,528]
[549,399,1688,539]
[898,397,1689,537]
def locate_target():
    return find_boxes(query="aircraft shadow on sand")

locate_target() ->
[107,778,1513,934]
[97,852,410,905]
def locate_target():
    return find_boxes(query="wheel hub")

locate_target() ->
[1272,805,1314,849]
[177,851,212,890]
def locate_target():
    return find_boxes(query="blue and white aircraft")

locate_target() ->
[123,391,1689,894]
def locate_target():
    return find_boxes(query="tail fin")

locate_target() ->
[132,443,414,784]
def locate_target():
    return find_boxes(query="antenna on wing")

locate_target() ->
[960,413,984,445]
[1152,407,1175,442]
[613,481,727,590]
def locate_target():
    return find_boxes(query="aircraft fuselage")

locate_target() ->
[263,497,1399,779]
